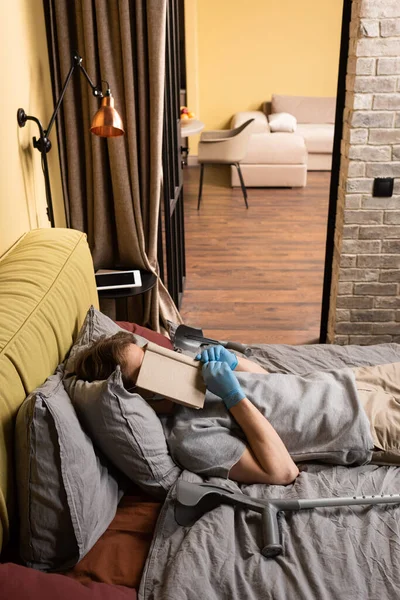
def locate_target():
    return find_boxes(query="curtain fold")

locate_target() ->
[44,0,183,331]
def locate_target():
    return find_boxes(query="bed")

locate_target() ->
[1,227,400,599]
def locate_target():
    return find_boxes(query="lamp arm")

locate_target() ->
[16,50,118,228]
[46,52,103,138]
[78,62,104,98]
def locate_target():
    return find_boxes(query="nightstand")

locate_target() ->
[97,270,157,321]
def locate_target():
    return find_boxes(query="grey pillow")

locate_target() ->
[15,366,124,572]
[64,306,148,374]
[65,368,181,499]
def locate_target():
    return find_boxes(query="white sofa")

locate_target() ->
[230,94,336,188]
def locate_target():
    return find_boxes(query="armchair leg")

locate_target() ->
[234,163,249,209]
[197,164,205,210]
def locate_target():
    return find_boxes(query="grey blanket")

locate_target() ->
[163,369,374,476]
[139,342,400,600]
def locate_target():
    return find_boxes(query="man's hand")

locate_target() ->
[202,361,245,410]
[196,345,238,370]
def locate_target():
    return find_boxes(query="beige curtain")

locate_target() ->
[44,0,182,331]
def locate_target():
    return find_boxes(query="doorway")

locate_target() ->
[176,1,348,345]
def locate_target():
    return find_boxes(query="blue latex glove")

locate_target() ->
[196,345,238,370]
[202,361,245,410]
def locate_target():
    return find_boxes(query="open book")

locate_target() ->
[135,342,206,409]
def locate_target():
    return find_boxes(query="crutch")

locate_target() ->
[174,324,247,356]
[175,480,400,558]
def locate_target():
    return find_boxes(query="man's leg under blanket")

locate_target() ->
[353,362,400,465]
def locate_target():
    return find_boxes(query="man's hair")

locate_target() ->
[75,331,136,384]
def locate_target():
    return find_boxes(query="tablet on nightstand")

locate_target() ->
[95,270,142,290]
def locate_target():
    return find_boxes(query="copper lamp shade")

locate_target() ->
[90,92,125,137]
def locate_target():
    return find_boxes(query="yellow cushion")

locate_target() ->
[0,228,98,551]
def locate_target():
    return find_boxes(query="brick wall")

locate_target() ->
[328,0,400,344]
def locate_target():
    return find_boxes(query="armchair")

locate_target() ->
[197,118,255,209]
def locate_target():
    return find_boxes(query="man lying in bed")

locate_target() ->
[75,332,399,487]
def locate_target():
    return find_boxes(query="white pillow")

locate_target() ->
[268,112,297,133]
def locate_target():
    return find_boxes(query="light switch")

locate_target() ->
[373,177,394,198]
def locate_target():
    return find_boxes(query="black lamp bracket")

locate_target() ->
[16,50,106,227]
[17,109,52,154]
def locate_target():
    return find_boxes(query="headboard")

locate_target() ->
[0,228,98,551]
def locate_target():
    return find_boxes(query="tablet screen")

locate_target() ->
[95,271,141,289]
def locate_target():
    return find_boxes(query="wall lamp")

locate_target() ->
[17,51,124,227]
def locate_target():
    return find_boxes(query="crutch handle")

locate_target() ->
[261,504,283,558]
[222,341,248,353]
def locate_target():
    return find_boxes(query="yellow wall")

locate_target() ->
[185,0,343,153]
[0,0,65,258]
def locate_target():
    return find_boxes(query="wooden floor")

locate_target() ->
[179,165,330,345]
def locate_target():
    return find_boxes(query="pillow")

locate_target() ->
[15,366,124,571]
[65,368,180,499]
[115,321,173,350]
[65,306,148,374]
[268,112,297,133]
[0,563,136,600]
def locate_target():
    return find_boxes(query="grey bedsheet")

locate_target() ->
[139,342,400,600]
[245,341,400,375]
[140,467,400,600]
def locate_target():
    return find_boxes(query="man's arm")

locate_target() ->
[229,398,299,485]
[235,355,268,373]
[202,362,299,486]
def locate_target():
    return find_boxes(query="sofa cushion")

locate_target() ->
[15,367,124,571]
[271,95,336,124]
[0,228,98,553]
[296,124,335,154]
[243,132,307,165]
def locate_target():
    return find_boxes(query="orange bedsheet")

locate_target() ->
[66,491,162,589]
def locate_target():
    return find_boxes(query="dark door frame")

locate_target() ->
[319,0,352,343]
[159,0,186,309]
[161,0,351,328]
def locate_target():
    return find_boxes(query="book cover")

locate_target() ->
[136,342,206,409]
